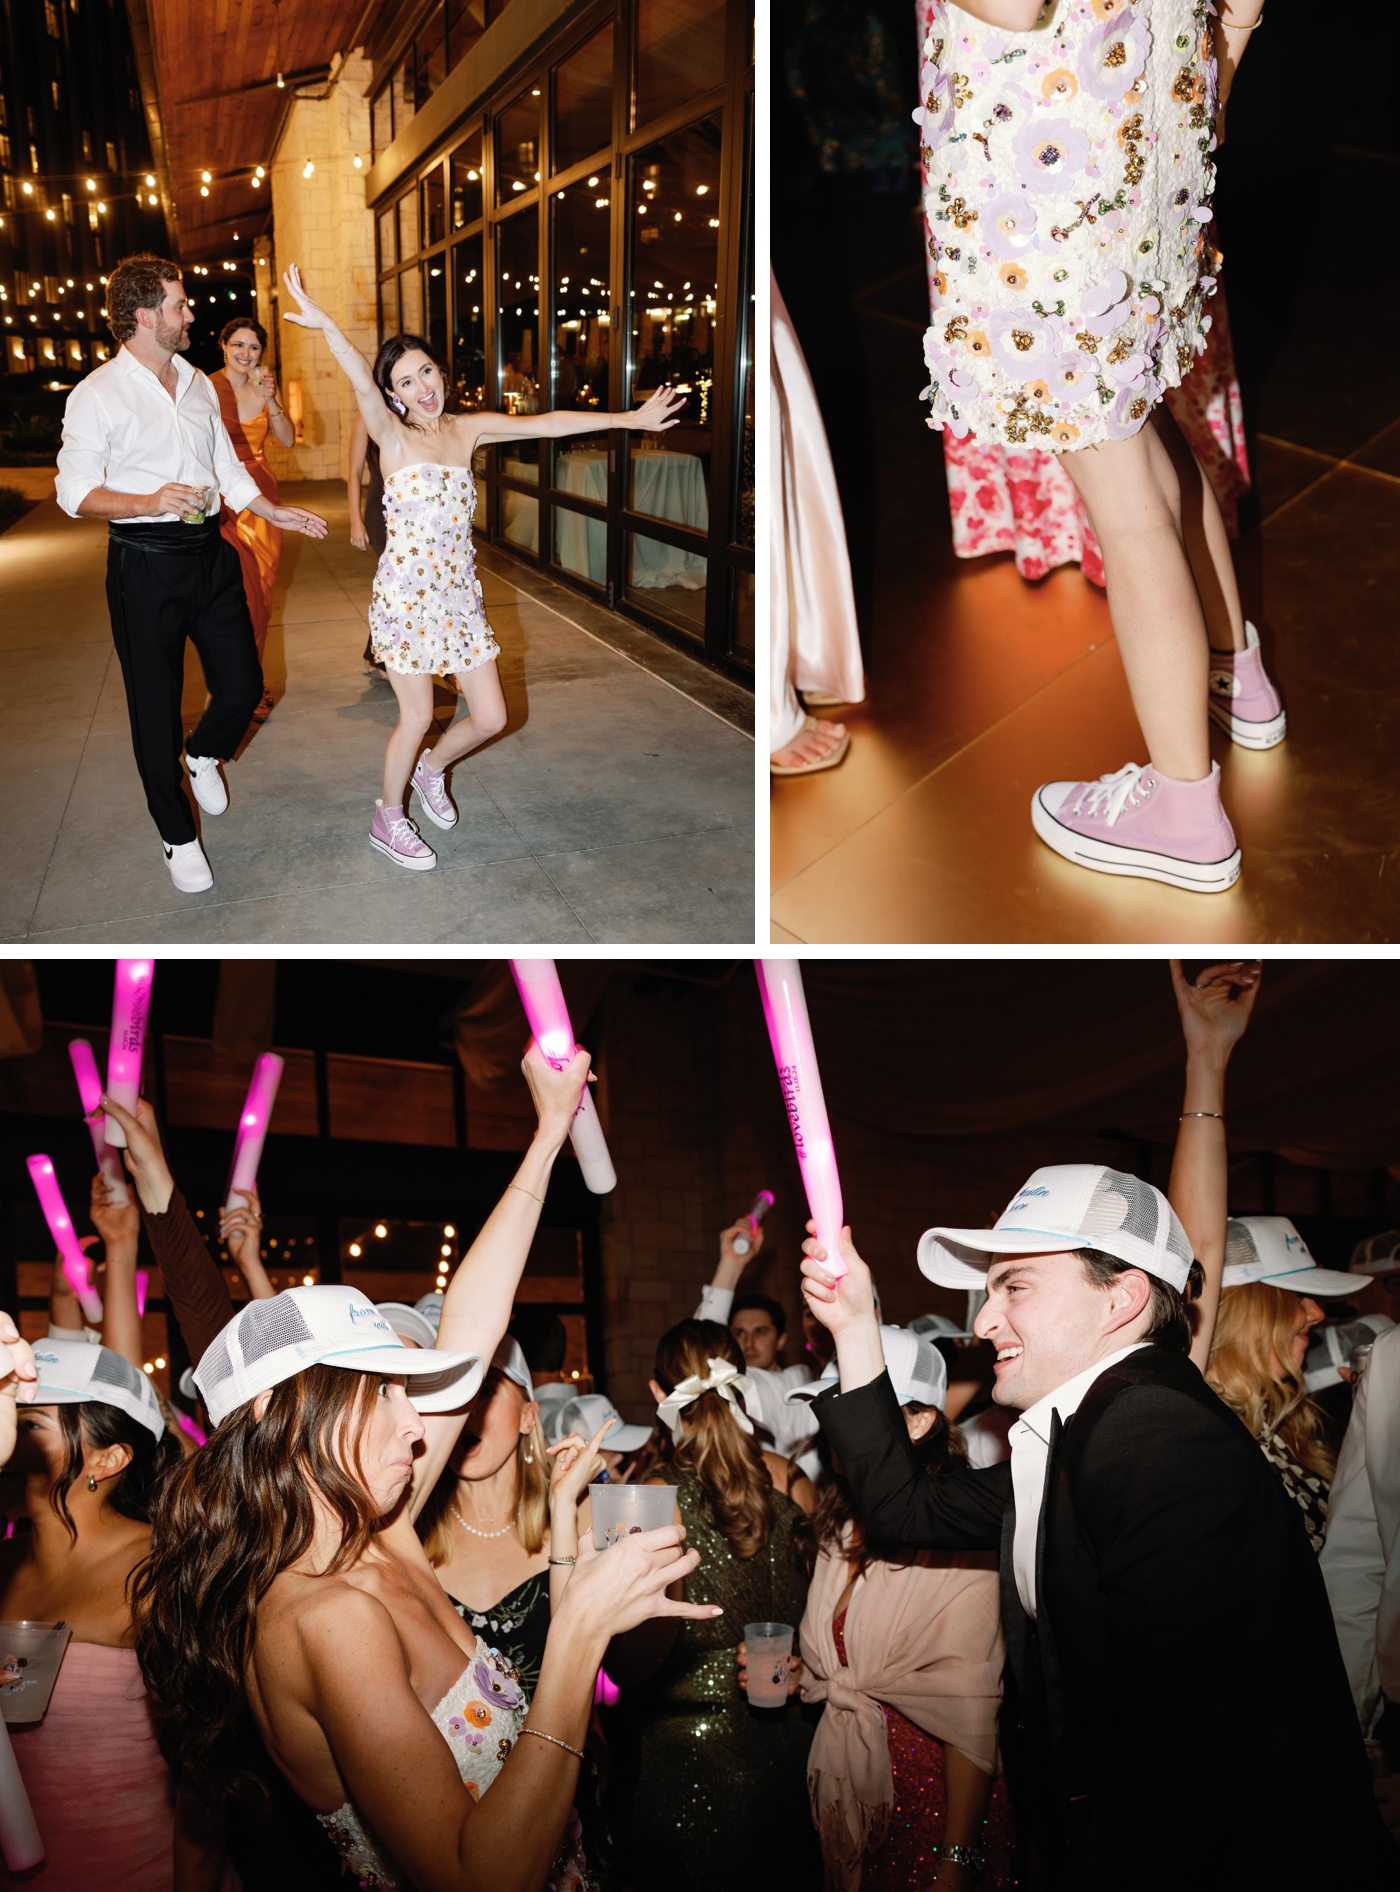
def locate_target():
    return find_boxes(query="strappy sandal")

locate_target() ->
[770,714,851,777]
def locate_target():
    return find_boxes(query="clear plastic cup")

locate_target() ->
[744,1622,793,1708]
[181,485,215,523]
[589,1481,677,1549]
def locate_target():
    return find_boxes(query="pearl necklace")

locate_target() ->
[451,1504,514,1540]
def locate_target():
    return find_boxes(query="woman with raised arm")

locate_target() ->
[281,265,686,871]
[125,1044,718,1892]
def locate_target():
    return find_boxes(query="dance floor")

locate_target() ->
[771,52,1400,945]
[1,481,754,945]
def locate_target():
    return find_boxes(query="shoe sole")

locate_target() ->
[1031,792,1241,893]
[369,833,436,871]
[413,784,458,830]
[1207,698,1286,750]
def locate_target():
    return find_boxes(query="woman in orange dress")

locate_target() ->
[211,318,295,719]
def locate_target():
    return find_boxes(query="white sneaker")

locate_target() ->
[186,754,228,816]
[163,838,214,893]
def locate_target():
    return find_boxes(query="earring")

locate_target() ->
[392,395,407,414]
[86,1475,98,1491]
[523,1444,534,1463]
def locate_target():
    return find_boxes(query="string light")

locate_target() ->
[145,173,155,186]
[302,160,314,178]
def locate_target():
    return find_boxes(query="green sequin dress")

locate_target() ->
[605,1467,822,1890]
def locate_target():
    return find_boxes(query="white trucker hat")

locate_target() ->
[788,1323,948,1412]
[194,1285,485,1428]
[32,1336,166,1442]
[376,1302,439,1349]
[1221,1217,1356,1296]
[1351,1231,1400,1277]
[918,1165,1196,1293]
[490,1335,534,1399]
[547,1390,653,1453]
[1305,1313,1395,1392]
[909,1312,976,1343]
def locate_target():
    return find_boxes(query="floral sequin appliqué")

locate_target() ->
[915,0,1220,450]
[369,462,501,676]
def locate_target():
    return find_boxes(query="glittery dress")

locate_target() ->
[607,1466,822,1889]
[368,463,500,676]
[916,0,1219,450]
[831,1608,1019,1889]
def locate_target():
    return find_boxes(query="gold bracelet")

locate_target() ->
[548,1554,576,1566]
[1179,1110,1224,1121]
[509,1183,545,1205]
[519,1726,584,1760]
[1218,10,1263,26]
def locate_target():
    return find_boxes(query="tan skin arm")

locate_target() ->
[1165,961,1262,1372]
[91,1172,144,1367]
[941,1,1048,31]
[220,1187,276,1301]
[281,264,400,449]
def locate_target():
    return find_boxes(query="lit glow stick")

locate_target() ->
[0,1715,43,1873]
[732,1190,775,1257]
[755,960,846,1280]
[104,959,154,1150]
[135,1271,149,1319]
[509,961,617,1194]
[25,1156,103,1325]
[224,1054,285,1213]
[68,1039,129,1207]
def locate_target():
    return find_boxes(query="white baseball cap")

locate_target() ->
[490,1336,534,1399]
[413,1292,445,1332]
[194,1285,485,1428]
[1221,1217,1355,1296]
[1351,1231,1400,1277]
[788,1323,948,1412]
[918,1165,1196,1294]
[376,1302,439,1349]
[1304,1313,1395,1392]
[909,1312,975,1343]
[32,1337,165,1442]
[547,1391,653,1453]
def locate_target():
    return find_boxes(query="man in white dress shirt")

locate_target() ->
[694,1220,819,1471]
[55,254,327,893]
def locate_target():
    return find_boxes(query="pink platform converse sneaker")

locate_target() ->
[411,750,458,830]
[369,800,437,871]
[1207,622,1286,749]
[1031,761,1241,893]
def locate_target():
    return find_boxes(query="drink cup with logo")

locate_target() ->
[589,1481,676,1549]
[743,1623,793,1707]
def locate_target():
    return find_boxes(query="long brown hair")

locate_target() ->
[800,1402,968,1581]
[1207,1283,1336,1481]
[654,1320,775,1560]
[418,1370,549,1564]
[132,1364,384,1802]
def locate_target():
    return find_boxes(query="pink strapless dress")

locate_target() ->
[4,1642,174,1890]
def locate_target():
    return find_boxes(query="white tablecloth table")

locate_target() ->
[499,448,708,591]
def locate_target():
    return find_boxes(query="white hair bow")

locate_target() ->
[655,1357,755,1442]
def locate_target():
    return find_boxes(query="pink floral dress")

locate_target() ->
[915,0,1219,450]
[368,463,501,676]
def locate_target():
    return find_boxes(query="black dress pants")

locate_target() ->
[105,524,263,846]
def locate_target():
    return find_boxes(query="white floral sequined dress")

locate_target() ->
[915,0,1219,450]
[368,463,501,676]
[316,1641,591,1891]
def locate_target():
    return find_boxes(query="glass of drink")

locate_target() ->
[744,1622,793,1708]
[181,484,214,523]
[589,1481,676,1550]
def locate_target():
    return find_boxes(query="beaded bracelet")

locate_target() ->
[933,1841,986,1872]
[520,1726,584,1760]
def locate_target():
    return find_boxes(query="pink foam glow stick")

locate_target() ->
[509,961,617,1194]
[732,1189,775,1257]
[755,960,846,1280]
[25,1155,104,1324]
[0,1715,43,1873]
[103,959,154,1150]
[68,1039,129,1208]
[224,1053,285,1213]
[135,1271,149,1319]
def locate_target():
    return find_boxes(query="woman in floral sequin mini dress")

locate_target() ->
[914,0,1281,897]
[282,263,685,872]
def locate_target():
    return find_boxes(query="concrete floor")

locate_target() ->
[1,480,754,945]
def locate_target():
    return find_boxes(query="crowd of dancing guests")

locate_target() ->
[6,972,1400,1889]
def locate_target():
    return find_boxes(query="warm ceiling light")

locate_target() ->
[45,209,55,221]
[256,165,266,178]
[251,176,261,187]
[512,180,524,191]
[66,278,74,286]
[349,1242,362,1257]
[440,1244,452,1258]
[696,185,709,195]
[588,175,598,186]
[531,87,540,95]
[148,194,158,205]
[276,71,285,87]
[302,160,314,178]
[21,183,32,194]
[200,186,209,196]
[155,1356,166,1369]
[86,178,95,190]
[443,1225,456,1238]
[353,154,363,169]
[302,1274,313,1285]
[97,201,105,212]
[374,1224,387,1239]
[146,173,155,186]
[202,170,212,183]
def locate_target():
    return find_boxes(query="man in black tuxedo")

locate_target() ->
[803,1164,1398,1890]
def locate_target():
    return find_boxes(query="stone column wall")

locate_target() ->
[263,50,375,484]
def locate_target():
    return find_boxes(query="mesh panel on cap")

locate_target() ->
[908,1332,942,1393]
[89,1349,148,1398]
[1225,1223,1261,1272]
[239,1296,315,1367]
[1081,1168,1194,1270]
[200,1334,234,1387]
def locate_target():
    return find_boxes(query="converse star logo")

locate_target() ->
[1209,670,1240,697]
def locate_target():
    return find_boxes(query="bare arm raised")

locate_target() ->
[281,263,392,447]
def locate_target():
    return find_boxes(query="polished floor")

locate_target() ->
[2,481,753,944]
[770,14,1400,945]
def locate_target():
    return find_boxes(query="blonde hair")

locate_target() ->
[655,1320,775,1560]
[1207,1282,1335,1482]
[418,1372,549,1563]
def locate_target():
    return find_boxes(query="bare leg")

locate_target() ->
[382,670,436,807]
[426,658,509,769]
[1154,405,1247,653]
[1059,424,1211,782]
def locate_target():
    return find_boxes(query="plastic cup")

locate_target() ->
[589,1481,676,1549]
[744,1622,793,1708]
[182,485,214,523]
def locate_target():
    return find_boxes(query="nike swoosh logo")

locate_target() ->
[164,846,173,859]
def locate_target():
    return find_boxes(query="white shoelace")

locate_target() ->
[1067,762,1154,827]
[388,815,427,853]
